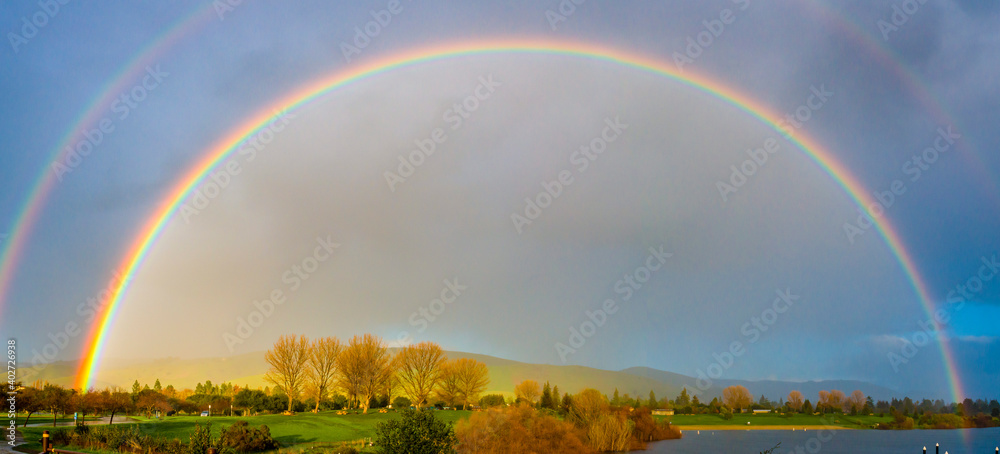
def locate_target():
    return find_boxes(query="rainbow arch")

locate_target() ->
[3,3,997,325]
[0,2,219,322]
[66,40,964,401]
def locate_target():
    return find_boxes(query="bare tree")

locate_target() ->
[826,390,846,412]
[336,334,391,413]
[514,380,541,405]
[394,342,447,408]
[847,390,866,413]
[787,390,804,412]
[307,336,342,412]
[435,361,462,407]
[722,385,752,412]
[453,358,490,410]
[264,334,311,412]
[569,388,609,427]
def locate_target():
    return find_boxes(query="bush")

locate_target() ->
[188,423,214,454]
[586,413,632,452]
[217,420,281,453]
[392,396,412,409]
[478,394,506,408]
[455,404,591,454]
[628,407,682,448]
[374,409,456,454]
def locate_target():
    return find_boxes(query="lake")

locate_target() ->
[649,428,1000,453]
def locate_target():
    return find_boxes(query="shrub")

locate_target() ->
[374,409,456,454]
[217,420,281,453]
[478,394,506,408]
[586,413,632,452]
[392,396,412,409]
[188,423,214,454]
[628,407,682,448]
[455,404,591,454]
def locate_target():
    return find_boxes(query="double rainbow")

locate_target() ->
[69,40,966,403]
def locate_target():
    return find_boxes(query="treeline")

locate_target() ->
[626,385,999,429]
[262,334,491,414]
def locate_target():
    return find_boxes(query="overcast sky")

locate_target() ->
[1,0,998,400]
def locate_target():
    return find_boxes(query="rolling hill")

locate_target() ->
[17,350,900,402]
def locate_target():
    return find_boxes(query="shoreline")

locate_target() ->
[674,425,850,431]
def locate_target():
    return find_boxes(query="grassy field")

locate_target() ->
[17,410,474,453]
[662,413,892,429]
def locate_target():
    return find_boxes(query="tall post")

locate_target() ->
[41,430,49,453]
[936,443,939,454]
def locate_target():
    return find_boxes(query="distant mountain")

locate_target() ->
[621,366,901,402]
[17,351,900,402]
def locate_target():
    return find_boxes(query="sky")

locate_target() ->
[0,0,998,401]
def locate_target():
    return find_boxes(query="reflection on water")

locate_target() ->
[649,428,1000,453]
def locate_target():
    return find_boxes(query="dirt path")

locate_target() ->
[1,430,25,454]
[22,416,137,428]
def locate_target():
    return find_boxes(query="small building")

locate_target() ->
[652,409,674,416]
[752,409,771,414]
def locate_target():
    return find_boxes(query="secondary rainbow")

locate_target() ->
[0,2,218,320]
[72,40,966,402]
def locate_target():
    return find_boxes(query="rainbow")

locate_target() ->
[3,2,996,325]
[0,2,218,321]
[71,40,967,402]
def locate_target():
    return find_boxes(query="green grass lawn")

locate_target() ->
[661,413,891,428]
[17,410,474,453]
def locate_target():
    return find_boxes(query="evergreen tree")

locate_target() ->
[153,379,162,392]
[612,388,620,406]
[131,380,141,395]
[802,399,813,414]
[540,382,553,409]
[649,390,656,409]
[676,387,690,407]
[552,386,559,408]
